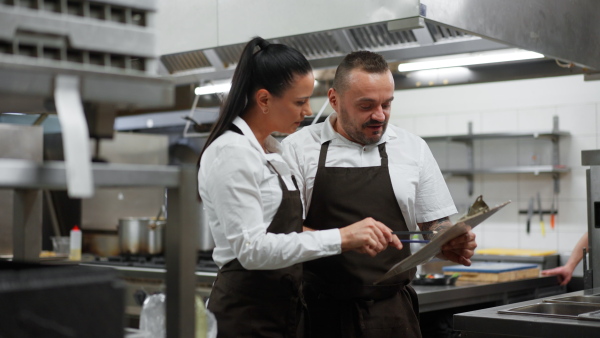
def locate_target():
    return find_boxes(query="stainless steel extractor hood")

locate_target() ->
[158,0,599,86]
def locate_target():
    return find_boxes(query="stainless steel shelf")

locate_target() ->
[0,159,180,189]
[442,165,571,176]
[423,116,569,195]
[423,130,570,142]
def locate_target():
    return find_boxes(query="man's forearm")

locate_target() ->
[418,217,452,240]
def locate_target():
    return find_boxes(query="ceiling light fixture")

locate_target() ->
[194,82,231,96]
[397,50,544,72]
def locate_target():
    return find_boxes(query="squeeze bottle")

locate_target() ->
[69,225,82,261]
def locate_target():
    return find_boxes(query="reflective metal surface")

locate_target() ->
[425,0,600,70]
[545,295,600,306]
[498,302,600,319]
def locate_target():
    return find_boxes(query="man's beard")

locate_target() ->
[339,107,388,145]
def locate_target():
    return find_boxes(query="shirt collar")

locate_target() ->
[320,112,396,146]
[232,116,283,155]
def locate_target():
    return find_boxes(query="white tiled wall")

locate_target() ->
[390,74,600,257]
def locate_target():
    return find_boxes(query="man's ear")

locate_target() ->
[328,88,338,111]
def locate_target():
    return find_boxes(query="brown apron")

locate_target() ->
[303,141,421,338]
[207,127,305,338]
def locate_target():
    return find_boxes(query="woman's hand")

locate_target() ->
[339,218,402,257]
[541,266,575,286]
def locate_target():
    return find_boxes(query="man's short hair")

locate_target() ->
[332,51,390,93]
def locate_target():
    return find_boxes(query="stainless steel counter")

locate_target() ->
[92,264,564,315]
[454,290,600,337]
[413,276,565,313]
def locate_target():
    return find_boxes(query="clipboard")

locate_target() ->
[374,200,511,285]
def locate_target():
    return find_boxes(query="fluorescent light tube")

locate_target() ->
[194,83,231,96]
[398,50,544,72]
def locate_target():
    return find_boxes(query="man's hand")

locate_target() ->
[339,217,402,257]
[437,230,477,266]
[419,217,477,266]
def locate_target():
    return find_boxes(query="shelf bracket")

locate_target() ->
[551,115,561,194]
[12,189,42,262]
[54,75,94,198]
[466,121,474,196]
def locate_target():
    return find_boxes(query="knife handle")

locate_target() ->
[540,221,546,237]
[526,220,531,234]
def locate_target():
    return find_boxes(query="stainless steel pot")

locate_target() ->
[118,217,165,255]
[197,201,215,252]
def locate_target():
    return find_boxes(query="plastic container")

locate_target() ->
[69,226,82,261]
[51,236,70,255]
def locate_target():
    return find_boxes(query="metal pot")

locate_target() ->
[118,217,166,255]
[197,201,215,252]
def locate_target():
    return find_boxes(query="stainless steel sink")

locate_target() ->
[544,295,600,306]
[498,303,600,319]
[578,309,600,322]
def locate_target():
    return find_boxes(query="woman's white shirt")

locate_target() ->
[198,117,341,269]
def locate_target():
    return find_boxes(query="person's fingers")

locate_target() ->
[369,235,383,252]
[362,245,377,257]
[442,235,477,255]
[368,220,388,248]
[445,232,477,247]
[541,269,556,276]
[454,233,476,246]
[440,250,472,266]
[374,221,394,243]
[389,233,403,250]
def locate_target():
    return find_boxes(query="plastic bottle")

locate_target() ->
[69,225,82,261]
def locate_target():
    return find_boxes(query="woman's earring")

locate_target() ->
[262,109,269,114]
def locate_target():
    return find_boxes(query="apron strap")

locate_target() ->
[318,141,389,168]
[317,141,330,168]
[229,124,244,135]
[378,143,388,167]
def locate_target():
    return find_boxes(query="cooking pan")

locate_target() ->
[118,217,165,255]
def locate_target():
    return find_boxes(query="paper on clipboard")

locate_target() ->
[374,200,511,285]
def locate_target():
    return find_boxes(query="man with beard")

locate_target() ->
[281,50,477,338]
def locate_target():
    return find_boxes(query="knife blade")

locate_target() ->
[526,197,534,234]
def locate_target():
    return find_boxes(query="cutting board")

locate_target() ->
[476,248,557,256]
[443,262,540,283]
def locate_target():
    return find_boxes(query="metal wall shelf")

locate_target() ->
[423,116,570,195]
[423,130,570,142]
[0,159,181,189]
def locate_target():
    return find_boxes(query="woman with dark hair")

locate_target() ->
[198,36,401,337]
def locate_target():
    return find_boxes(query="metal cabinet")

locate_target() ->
[0,160,199,337]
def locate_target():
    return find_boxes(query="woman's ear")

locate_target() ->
[255,89,270,113]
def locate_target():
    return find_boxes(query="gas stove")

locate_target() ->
[89,251,218,273]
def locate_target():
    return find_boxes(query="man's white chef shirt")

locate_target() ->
[281,113,457,230]
[198,117,341,269]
